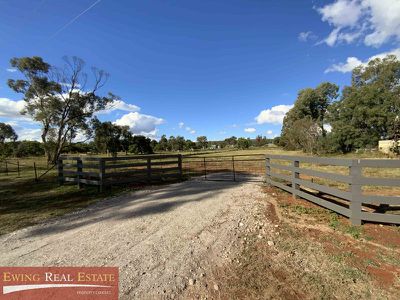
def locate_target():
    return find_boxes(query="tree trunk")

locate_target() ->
[41,124,52,163]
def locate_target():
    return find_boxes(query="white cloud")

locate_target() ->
[244,128,256,133]
[178,123,197,134]
[298,31,317,42]
[17,128,42,141]
[325,56,363,73]
[267,130,273,135]
[114,112,164,138]
[6,68,17,72]
[318,0,363,28]
[0,98,27,118]
[98,100,140,114]
[325,48,400,73]
[255,104,293,125]
[317,0,400,47]
[3,120,41,141]
[363,0,400,46]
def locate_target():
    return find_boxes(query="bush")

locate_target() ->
[14,141,45,157]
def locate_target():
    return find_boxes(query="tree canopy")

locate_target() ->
[0,123,18,143]
[280,82,338,151]
[280,55,400,154]
[327,55,400,152]
[8,56,118,163]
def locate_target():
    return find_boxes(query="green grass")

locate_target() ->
[0,173,125,235]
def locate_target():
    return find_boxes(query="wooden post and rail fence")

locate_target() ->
[58,154,183,192]
[265,155,400,225]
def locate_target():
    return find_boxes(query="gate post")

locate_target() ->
[350,159,362,225]
[232,156,236,181]
[98,159,105,192]
[177,154,182,180]
[147,157,152,183]
[57,157,64,185]
[292,159,300,199]
[265,156,271,185]
[76,158,83,189]
[203,157,207,180]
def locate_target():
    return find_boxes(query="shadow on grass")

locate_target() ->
[0,177,122,235]
[1,168,261,237]
[23,178,249,238]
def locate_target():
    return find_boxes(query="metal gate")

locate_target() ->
[183,154,265,182]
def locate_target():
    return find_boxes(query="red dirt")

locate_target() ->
[263,185,400,293]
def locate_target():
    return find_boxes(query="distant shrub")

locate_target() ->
[14,141,45,157]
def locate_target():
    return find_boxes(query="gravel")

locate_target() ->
[0,178,266,299]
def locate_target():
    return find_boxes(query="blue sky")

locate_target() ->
[1,0,400,141]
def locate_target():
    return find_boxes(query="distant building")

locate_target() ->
[378,140,400,154]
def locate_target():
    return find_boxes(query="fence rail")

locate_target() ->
[266,155,400,225]
[58,154,183,191]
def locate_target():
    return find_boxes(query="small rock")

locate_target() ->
[267,240,275,246]
[274,225,279,228]
[213,284,219,291]
[257,235,263,239]
[200,273,206,277]
[189,278,195,285]
[239,222,244,227]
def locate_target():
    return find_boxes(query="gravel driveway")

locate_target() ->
[0,178,266,299]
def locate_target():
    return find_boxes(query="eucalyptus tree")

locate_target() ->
[0,123,18,143]
[8,56,118,163]
[328,55,400,152]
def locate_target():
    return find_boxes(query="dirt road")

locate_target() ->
[0,178,266,299]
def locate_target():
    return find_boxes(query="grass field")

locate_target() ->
[0,146,399,235]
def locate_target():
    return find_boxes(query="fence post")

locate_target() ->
[57,158,64,186]
[99,159,105,192]
[33,162,38,182]
[147,157,152,183]
[203,157,207,180]
[177,154,182,180]
[77,158,82,189]
[292,159,300,199]
[17,160,20,178]
[265,156,271,185]
[350,159,362,225]
[232,156,236,181]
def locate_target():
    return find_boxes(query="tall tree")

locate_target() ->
[93,121,122,156]
[281,82,338,151]
[237,137,251,149]
[196,136,208,149]
[184,139,196,151]
[224,136,237,147]
[328,55,400,152]
[129,135,153,154]
[0,123,18,143]
[120,126,133,155]
[8,56,117,163]
[175,136,185,151]
[157,135,169,151]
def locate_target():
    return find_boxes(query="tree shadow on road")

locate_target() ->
[25,178,256,237]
